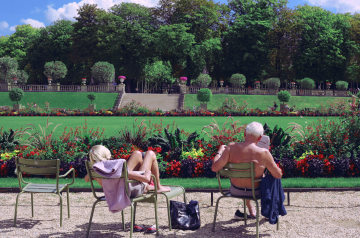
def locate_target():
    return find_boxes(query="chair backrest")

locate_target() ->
[85,160,130,200]
[15,156,60,192]
[217,162,261,200]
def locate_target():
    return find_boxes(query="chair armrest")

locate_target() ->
[254,179,262,183]
[59,168,75,186]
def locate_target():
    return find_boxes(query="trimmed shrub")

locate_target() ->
[197,88,212,103]
[299,78,315,89]
[277,90,291,104]
[336,81,348,90]
[265,78,280,89]
[9,88,24,105]
[229,73,246,88]
[16,70,29,84]
[43,61,68,82]
[87,93,96,105]
[91,61,115,83]
[0,57,18,83]
[195,74,212,87]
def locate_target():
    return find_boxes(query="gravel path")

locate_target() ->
[1,191,360,237]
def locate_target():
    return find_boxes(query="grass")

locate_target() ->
[0,116,340,141]
[0,92,117,110]
[184,94,350,111]
[1,177,360,189]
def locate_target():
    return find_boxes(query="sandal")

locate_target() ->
[147,224,157,234]
[133,225,145,232]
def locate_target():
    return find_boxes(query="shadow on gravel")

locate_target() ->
[1,218,41,229]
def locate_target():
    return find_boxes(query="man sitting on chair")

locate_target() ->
[211,122,282,219]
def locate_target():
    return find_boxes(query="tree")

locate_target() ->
[142,59,176,87]
[265,77,281,89]
[300,78,315,89]
[197,88,212,103]
[9,88,24,105]
[10,70,29,84]
[91,61,115,83]
[195,73,212,87]
[277,90,291,104]
[229,73,246,88]
[43,61,68,83]
[0,57,18,83]
[87,93,97,105]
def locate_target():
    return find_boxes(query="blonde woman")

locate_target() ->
[84,145,171,196]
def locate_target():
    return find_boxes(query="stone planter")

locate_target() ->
[325,90,333,96]
[13,103,21,112]
[88,104,96,111]
[291,83,296,89]
[200,103,207,110]
[290,89,297,96]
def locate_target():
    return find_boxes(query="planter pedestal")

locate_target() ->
[117,84,125,93]
[88,104,96,111]
[325,90,333,96]
[252,89,260,95]
[200,103,207,110]
[180,85,187,94]
[269,89,278,95]
[290,89,297,96]
[13,104,21,112]
[81,85,87,92]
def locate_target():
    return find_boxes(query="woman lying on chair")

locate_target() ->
[84,145,171,198]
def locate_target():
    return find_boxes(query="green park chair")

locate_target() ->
[13,157,75,227]
[85,160,159,238]
[212,162,280,238]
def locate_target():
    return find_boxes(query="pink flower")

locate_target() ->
[118,76,126,80]
[180,77,187,81]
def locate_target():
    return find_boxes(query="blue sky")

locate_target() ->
[0,0,359,37]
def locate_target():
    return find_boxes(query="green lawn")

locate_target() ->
[0,92,117,110]
[0,116,340,141]
[184,94,350,111]
[1,177,359,189]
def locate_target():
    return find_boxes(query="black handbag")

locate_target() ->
[170,200,201,230]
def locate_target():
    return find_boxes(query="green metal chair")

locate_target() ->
[85,160,159,238]
[13,157,75,227]
[212,162,280,238]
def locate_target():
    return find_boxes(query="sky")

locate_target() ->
[0,0,360,37]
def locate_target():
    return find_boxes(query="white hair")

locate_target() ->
[89,145,111,166]
[245,122,264,138]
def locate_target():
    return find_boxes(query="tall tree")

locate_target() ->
[345,13,360,87]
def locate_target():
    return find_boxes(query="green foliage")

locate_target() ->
[0,129,21,151]
[300,78,315,89]
[91,61,115,83]
[277,90,291,104]
[43,61,68,82]
[197,88,212,103]
[357,91,360,99]
[265,77,280,89]
[195,74,212,87]
[229,73,246,88]
[9,88,24,105]
[87,93,96,105]
[15,70,29,84]
[0,57,18,83]
[142,60,175,85]
[336,81,348,90]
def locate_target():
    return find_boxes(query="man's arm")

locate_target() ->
[212,145,230,172]
[264,150,282,179]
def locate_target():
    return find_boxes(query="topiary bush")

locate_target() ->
[87,93,96,105]
[91,61,115,83]
[197,88,212,103]
[265,78,280,89]
[299,78,315,89]
[43,61,68,83]
[229,73,246,88]
[9,88,24,105]
[195,74,212,87]
[336,81,348,90]
[277,90,291,104]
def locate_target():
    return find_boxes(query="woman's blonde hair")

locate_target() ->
[89,145,111,166]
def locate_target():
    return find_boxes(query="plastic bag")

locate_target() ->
[170,200,201,230]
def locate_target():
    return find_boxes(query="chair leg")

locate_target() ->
[277,217,280,231]
[166,196,172,231]
[130,203,134,238]
[86,200,100,238]
[243,199,247,226]
[67,186,70,218]
[122,210,125,231]
[255,200,259,238]
[13,192,24,227]
[133,202,137,225]
[154,198,159,236]
[212,196,224,232]
[183,190,187,204]
[57,193,63,227]
[31,193,34,217]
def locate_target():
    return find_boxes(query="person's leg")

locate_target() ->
[127,151,144,172]
[139,150,171,193]
[246,200,256,217]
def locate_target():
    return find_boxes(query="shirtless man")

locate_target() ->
[211,122,282,218]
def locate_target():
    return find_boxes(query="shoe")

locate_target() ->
[133,225,144,232]
[147,224,157,234]
[234,210,256,220]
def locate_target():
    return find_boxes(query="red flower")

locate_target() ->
[207,144,212,148]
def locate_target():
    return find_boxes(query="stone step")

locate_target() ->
[119,93,180,111]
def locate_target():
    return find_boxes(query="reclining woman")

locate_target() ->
[84,145,171,198]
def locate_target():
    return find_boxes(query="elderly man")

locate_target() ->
[211,122,282,219]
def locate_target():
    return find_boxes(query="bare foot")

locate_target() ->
[157,185,171,193]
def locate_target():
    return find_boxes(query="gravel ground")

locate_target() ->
[1,191,360,237]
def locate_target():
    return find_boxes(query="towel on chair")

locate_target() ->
[93,159,131,213]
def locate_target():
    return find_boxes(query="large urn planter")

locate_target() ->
[13,104,21,112]
[88,104,96,111]
[200,103,207,110]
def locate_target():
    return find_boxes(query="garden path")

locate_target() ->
[1,191,359,237]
